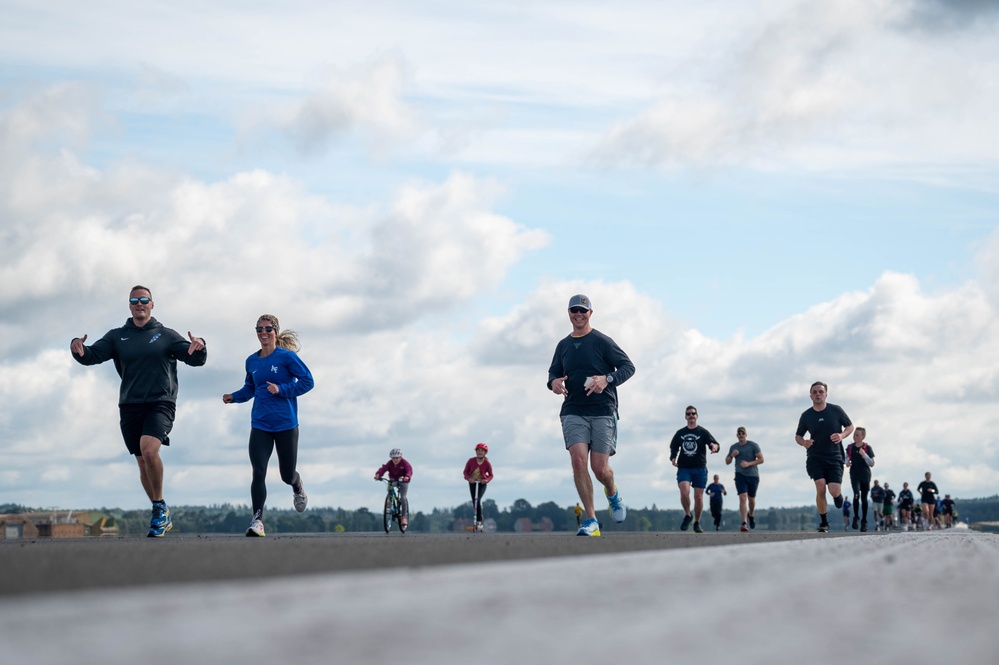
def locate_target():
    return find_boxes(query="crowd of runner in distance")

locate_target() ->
[860,473,959,532]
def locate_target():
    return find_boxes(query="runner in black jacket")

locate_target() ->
[71,285,207,537]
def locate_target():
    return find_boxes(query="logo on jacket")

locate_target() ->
[149,333,161,344]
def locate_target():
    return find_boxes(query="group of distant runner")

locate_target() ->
[70,287,956,538]
[845,474,958,532]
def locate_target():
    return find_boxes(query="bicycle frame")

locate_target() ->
[378,478,407,534]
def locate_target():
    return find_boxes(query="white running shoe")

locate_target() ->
[606,488,626,523]
[245,514,265,537]
[293,482,308,512]
[576,517,601,536]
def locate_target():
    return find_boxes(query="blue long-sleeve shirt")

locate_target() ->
[229,347,314,432]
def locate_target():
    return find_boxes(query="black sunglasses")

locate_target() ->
[255,326,276,333]
[129,297,151,305]
[569,307,590,314]
[686,412,697,417]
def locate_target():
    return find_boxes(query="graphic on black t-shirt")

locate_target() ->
[669,426,718,468]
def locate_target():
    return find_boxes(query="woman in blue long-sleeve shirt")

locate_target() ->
[223,314,315,537]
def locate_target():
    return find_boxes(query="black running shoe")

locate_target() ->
[852,516,859,530]
[748,514,755,529]
[680,515,692,531]
[860,520,868,532]
[693,521,703,533]
[818,523,830,533]
[834,495,844,510]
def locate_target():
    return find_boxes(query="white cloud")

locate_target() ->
[590,0,999,180]
[274,56,422,157]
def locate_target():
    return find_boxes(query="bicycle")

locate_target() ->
[378,478,407,534]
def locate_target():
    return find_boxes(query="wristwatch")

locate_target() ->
[605,374,614,384]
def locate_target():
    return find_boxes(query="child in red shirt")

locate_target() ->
[463,443,493,529]
[375,448,412,526]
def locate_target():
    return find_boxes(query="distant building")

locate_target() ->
[0,510,119,539]
[452,517,497,533]
[512,516,554,533]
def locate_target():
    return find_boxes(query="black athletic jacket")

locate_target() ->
[73,317,207,405]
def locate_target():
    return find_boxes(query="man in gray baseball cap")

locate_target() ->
[547,293,636,536]
[567,294,592,311]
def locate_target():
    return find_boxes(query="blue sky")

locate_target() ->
[2,0,999,518]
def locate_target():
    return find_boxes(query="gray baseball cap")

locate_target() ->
[567,294,592,311]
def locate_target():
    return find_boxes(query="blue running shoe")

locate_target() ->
[147,501,172,538]
[576,517,601,537]
[606,488,626,523]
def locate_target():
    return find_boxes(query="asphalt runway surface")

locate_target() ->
[3,529,997,665]
[0,529,841,596]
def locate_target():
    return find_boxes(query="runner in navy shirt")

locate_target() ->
[706,474,727,531]
[548,294,635,537]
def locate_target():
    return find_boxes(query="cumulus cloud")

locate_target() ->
[277,56,422,156]
[897,0,999,33]
[589,0,999,180]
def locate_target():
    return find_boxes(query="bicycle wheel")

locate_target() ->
[398,504,407,533]
[383,494,392,533]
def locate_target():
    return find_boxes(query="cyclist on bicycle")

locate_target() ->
[463,443,494,529]
[374,448,413,527]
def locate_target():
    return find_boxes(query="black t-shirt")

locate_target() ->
[917,481,939,503]
[547,329,635,418]
[883,489,895,505]
[670,425,718,469]
[846,442,875,477]
[870,484,886,502]
[898,489,913,505]
[796,404,852,460]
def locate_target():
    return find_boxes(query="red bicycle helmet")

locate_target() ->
[475,443,488,453]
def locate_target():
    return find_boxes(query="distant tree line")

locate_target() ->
[3,495,998,535]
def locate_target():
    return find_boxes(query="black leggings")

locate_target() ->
[468,482,487,521]
[851,474,871,521]
[249,427,301,515]
[710,501,723,527]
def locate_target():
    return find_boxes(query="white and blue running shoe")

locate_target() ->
[576,517,601,537]
[606,488,626,523]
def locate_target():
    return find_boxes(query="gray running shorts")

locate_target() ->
[561,415,617,456]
